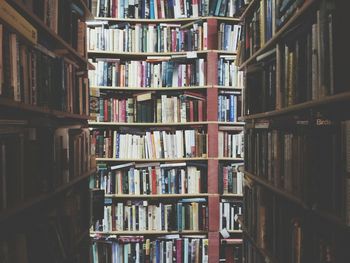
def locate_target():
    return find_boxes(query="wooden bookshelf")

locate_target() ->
[88,8,245,262]
[0,168,95,224]
[239,0,317,69]
[241,91,350,120]
[244,171,308,209]
[105,193,210,199]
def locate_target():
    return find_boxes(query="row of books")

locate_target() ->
[92,162,206,195]
[218,131,244,158]
[244,56,276,114]
[220,200,242,231]
[243,183,350,262]
[91,129,208,159]
[244,184,303,262]
[88,58,206,88]
[93,198,208,232]
[0,123,93,212]
[0,24,89,114]
[218,91,242,122]
[87,22,208,53]
[245,2,336,113]
[217,55,243,87]
[31,0,87,53]
[91,91,206,123]
[218,23,242,52]
[276,0,305,29]
[220,240,242,263]
[0,187,90,262]
[91,0,249,19]
[245,118,350,224]
[91,236,209,263]
[219,163,243,195]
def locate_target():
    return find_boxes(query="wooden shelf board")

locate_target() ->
[0,168,96,223]
[244,171,307,209]
[90,85,242,91]
[242,91,350,120]
[215,86,243,90]
[227,230,243,233]
[92,16,241,23]
[0,97,90,120]
[88,50,236,56]
[96,157,208,162]
[239,0,317,69]
[243,228,278,263]
[312,209,350,232]
[90,85,211,90]
[217,121,245,126]
[90,230,207,235]
[11,0,90,68]
[89,121,210,126]
[105,193,209,199]
[238,0,259,20]
[221,238,243,245]
[75,0,94,20]
[221,194,244,198]
[89,121,245,127]
[215,157,244,161]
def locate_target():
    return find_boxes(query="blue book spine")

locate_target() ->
[218,96,221,121]
[161,169,165,194]
[99,97,104,121]
[150,0,155,19]
[116,133,120,158]
[229,94,234,122]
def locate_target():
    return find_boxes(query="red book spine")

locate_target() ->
[104,99,108,122]
[225,246,235,263]
[176,239,183,262]
[223,167,228,194]
[121,99,126,122]
[152,168,157,194]
[189,100,194,122]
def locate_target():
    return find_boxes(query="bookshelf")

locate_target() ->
[87,0,250,262]
[0,0,95,262]
[240,0,350,262]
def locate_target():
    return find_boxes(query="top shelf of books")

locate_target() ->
[90,0,252,21]
[1,0,92,68]
[238,0,317,68]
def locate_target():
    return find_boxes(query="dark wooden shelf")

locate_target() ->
[244,171,308,209]
[241,91,350,120]
[0,97,90,120]
[0,168,96,223]
[239,0,317,69]
[11,0,91,69]
[236,215,278,263]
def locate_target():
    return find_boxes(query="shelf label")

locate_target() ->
[186,51,197,58]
